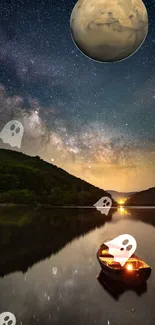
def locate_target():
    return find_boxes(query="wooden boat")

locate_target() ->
[97,243,152,285]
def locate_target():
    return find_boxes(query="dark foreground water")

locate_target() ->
[0,205,155,325]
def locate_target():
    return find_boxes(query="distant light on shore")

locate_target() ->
[118,198,127,205]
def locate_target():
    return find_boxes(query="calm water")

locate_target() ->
[0,206,155,325]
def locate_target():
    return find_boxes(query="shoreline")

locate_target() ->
[0,203,155,208]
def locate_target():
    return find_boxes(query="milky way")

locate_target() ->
[0,0,155,191]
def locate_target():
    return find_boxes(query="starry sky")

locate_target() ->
[0,0,155,192]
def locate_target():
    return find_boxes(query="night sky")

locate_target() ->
[0,0,155,191]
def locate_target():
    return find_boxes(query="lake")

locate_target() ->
[0,205,155,325]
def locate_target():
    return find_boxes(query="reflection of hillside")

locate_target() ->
[127,208,155,228]
[112,207,155,228]
[0,205,116,277]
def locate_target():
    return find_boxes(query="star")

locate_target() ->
[0,0,154,192]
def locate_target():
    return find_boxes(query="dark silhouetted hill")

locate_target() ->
[0,149,116,206]
[107,190,137,201]
[125,187,155,206]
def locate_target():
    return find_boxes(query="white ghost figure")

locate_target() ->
[0,312,16,325]
[104,234,137,267]
[0,120,24,148]
[93,196,112,215]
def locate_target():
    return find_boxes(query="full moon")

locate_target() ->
[70,0,148,62]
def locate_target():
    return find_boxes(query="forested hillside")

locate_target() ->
[0,149,116,206]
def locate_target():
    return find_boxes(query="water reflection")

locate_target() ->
[117,206,129,215]
[0,205,155,278]
[0,205,115,277]
[113,206,155,228]
[0,206,155,325]
[97,271,147,300]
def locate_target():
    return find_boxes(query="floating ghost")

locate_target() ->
[0,120,24,148]
[104,234,137,266]
[0,312,16,325]
[93,196,112,215]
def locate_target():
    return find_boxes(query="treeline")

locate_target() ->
[0,149,114,205]
[125,186,155,206]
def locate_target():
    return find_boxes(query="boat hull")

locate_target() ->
[97,271,147,300]
[97,245,152,285]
